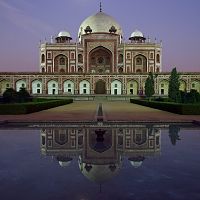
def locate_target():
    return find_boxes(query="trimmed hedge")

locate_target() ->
[130,99,200,115]
[0,99,73,115]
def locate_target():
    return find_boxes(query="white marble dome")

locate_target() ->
[131,29,144,38]
[78,11,123,37]
[57,31,71,38]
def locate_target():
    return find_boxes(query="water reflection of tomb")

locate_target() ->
[41,127,161,183]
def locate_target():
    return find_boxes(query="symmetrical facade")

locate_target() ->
[0,9,199,96]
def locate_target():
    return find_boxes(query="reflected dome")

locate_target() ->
[56,156,73,168]
[128,156,145,168]
[79,157,121,183]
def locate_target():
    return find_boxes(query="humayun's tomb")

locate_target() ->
[0,6,199,97]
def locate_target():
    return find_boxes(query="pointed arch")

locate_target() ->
[89,46,112,73]
[54,54,68,73]
[133,54,147,73]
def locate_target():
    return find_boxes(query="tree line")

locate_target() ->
[144,67,200,103]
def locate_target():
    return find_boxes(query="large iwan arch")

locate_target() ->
[89,46,112,73]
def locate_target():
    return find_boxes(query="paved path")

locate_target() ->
[0,101,98,122]
[0,101,199,122]
[103,101,200,122]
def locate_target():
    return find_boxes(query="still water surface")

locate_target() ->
[0,125,200,200]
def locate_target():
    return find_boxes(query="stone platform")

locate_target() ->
[0,101,199,124]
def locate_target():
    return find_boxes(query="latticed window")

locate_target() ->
[59,57,65,65]
[37,83,40,87]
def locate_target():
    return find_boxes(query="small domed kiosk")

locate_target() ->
[55,31,72,43]
[129,29,146,43]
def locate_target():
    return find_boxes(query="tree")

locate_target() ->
[168,67,180,102]
[17,87,31,102]
[3,88,18,103]
[145,72,155,100]
[169,125,181,145]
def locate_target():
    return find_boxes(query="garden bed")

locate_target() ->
[130,99,200,115]
[0,99,73,114]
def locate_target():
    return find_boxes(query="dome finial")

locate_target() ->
[100,2,102,12]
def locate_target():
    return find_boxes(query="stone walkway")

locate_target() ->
[102,101,200,122]
[0,101,199,122]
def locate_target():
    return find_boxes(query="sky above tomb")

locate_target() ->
[0,0,199,72]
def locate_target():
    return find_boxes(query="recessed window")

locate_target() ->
[156,54,160,63]
[78,54,83,63]
[6,83,9,88]
[41,54,45,63]
[130,84,133,87]
[22,83,25,88]
[161,83,164,87]
[83,84,87,87]
[127,53,131,59]
[47,53,51,59]
[37,83,40,87]
[192,83,195,88]
[52,83,56,87]
[115,84,117,87]
[71,53,74,59]
[68,84,71,87]
[118,54,123,63]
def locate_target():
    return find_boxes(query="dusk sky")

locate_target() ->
[0,0,199,72]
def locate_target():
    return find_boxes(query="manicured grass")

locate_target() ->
[0,99,73,115]
[130,99,200,115]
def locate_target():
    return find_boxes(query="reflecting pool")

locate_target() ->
[0,125,200,200]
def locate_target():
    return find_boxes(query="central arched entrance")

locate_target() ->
[95,80,106,94]
[89,46,112,73]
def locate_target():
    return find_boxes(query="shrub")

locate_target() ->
[130,99,200,115]
[0,99,73,115]
[17,88,31,103]
[3,88,18,103]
